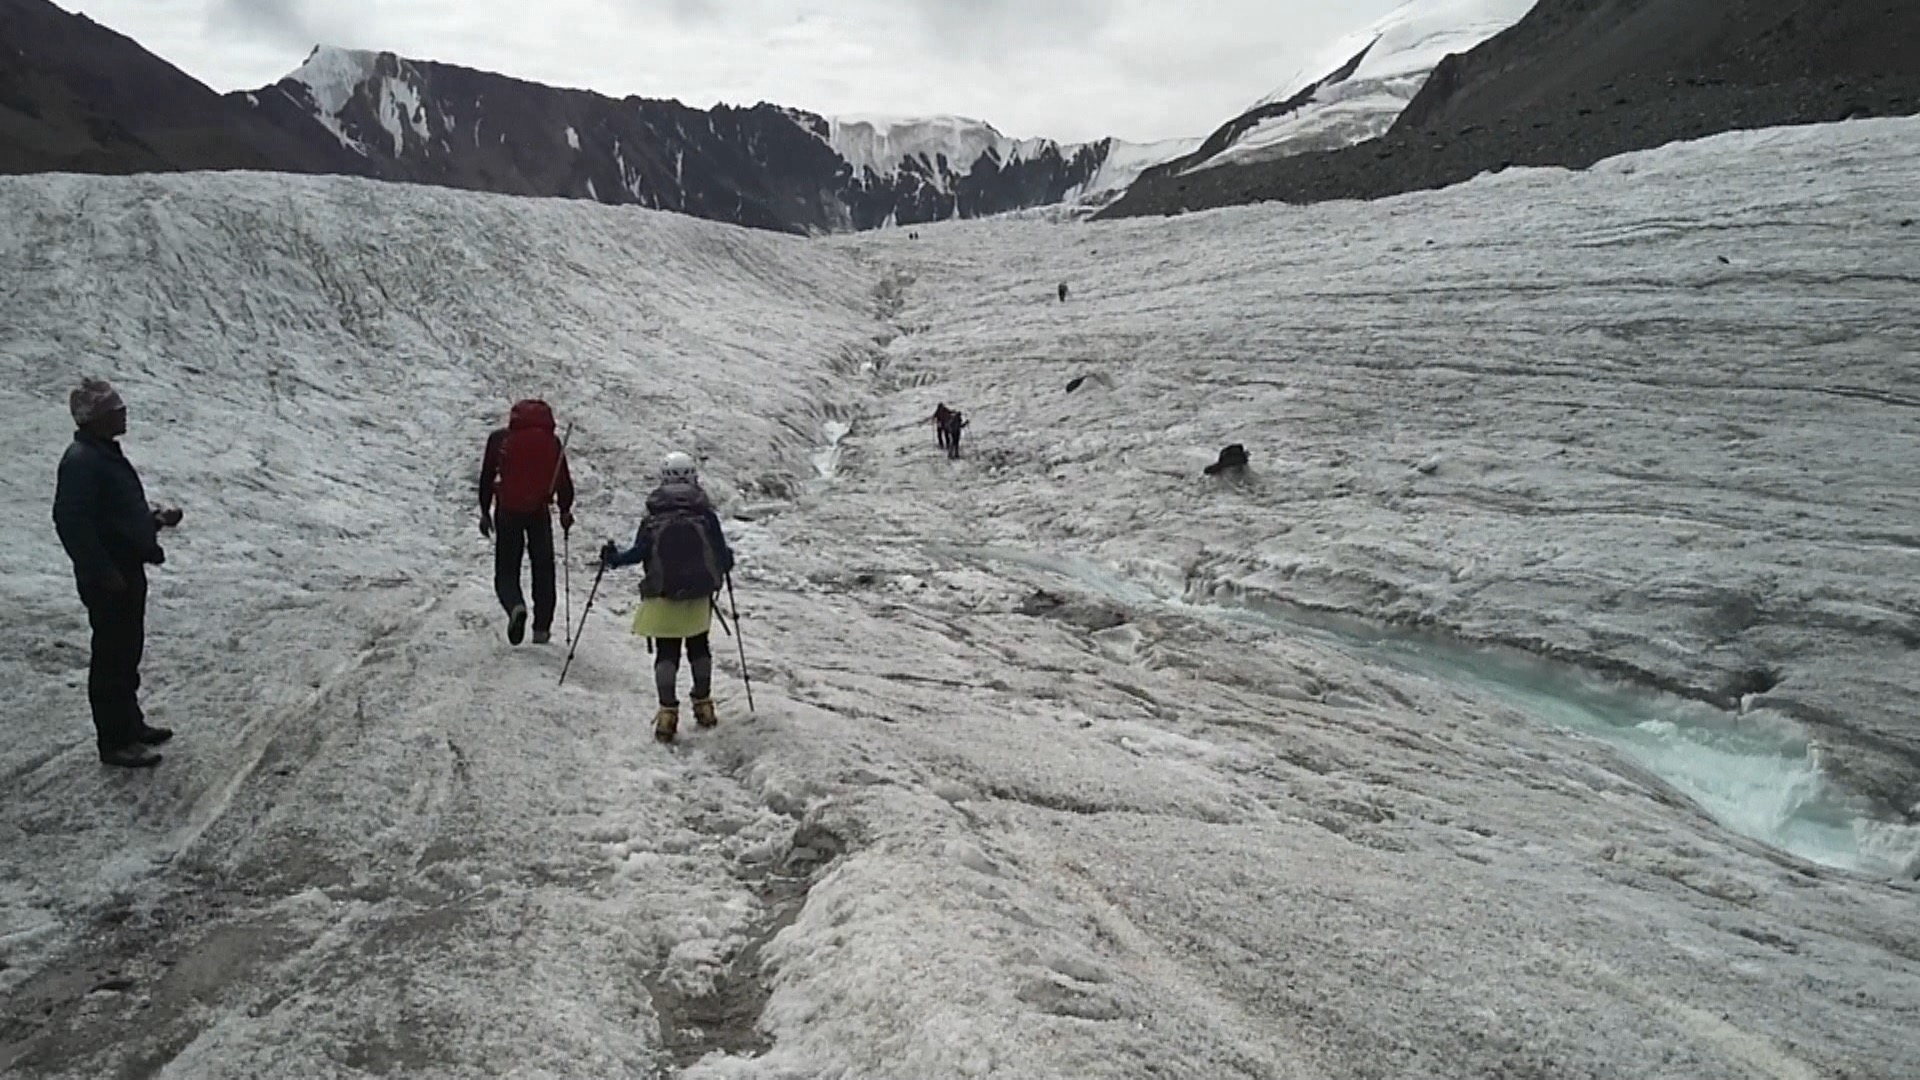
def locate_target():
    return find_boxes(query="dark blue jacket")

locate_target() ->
[53,432,161,585]
[609,482,734,593]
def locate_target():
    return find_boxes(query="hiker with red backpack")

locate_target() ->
[598,451,735,743]
[479,399,574,645]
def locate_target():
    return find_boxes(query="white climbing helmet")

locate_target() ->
[659,450,699,485]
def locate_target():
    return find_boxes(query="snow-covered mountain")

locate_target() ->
[1067,135,1203,206]
[1199,0,1537,170]
[815,114,1055,188]
[268,44,427,158]
[1162,0,1535,177]
[0,0,368,177]
[4,0,1191,235]
[1103,0,1920,219]
[803,115,1193,213]
[240,46,1180,232]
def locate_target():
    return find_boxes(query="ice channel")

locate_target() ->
[810,419,852,484]
[960,545,1920,879]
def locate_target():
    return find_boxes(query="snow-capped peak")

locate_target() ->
[820,114,1054,181]
[1070,136,1203,205]
[288,45,384,121]
[811,115,1197,211]
[1192,0,1535,173]
[1259,0,1533,110]
[282,44,431,158]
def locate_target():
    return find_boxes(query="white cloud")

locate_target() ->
[68,0,1419,141]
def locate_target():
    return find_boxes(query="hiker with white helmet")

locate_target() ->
[599,451,735,742]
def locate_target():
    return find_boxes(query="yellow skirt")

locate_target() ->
[631,596,714,639]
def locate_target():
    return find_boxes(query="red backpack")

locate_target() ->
[493,400,564,513]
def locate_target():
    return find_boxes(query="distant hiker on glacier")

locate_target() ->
[599,451,736,743]
[1058,282,1069,302]
[52,378,183,769]
[479,399,574,645]
[941,408,968,460]
[931,403,956,454]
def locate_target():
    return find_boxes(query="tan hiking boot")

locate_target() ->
[654,705,680,743]
[692,697,718,728]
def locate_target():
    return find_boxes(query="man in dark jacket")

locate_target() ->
[52,378,182,768]
[479,399,574,645]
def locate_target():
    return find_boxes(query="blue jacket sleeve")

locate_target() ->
[611,510,732,573]
[611,520,650,568]
[705,510,735,574]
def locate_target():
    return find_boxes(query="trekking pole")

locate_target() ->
[558,561,605,687]
[725,573,755,714]
[549,422,575,644]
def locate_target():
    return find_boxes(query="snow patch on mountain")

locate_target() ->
[377,73,428,155]
[1072,136,1202,204]
[1195,0,1535,171]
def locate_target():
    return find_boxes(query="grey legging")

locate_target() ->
[654,634,712,707]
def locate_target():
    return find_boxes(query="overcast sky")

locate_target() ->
[68,0,1411,143]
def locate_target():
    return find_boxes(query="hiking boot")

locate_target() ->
[692,697,718,729]
[531,628,552,645]
[100,744,162,769]
[507,604,529,645]
[133,724,174,745]
[653,705,680,743]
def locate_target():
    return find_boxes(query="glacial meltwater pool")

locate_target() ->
[960,545,1920,878]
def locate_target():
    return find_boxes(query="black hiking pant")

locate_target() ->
[494,510,556,632]
[79,566,148,752]
[654,633,712,707]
